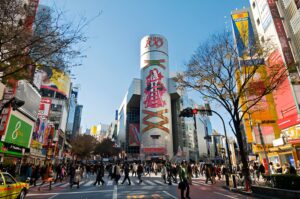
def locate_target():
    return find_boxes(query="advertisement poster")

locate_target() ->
[15,80,41,120]
[3,113,33,148]
[39,67,71,97]
[232,10,280,141]
[38,98,51,118]
[128,123,141,146]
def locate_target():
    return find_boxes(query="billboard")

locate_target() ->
[15,80,41,120]
[39,67,71,98]
[231,11,255,58]
[38,98,51,118]
[2,112,34,148]
[140,35,173,157]
[232,10,280,141]
[128,123,141,146]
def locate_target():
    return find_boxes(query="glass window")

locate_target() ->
[3,174,16,184]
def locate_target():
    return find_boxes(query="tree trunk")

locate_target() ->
[234,120,251,190]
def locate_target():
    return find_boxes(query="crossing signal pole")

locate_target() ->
[179,104,236,188]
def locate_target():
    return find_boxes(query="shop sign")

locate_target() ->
[31,140,43,149]
[2,143,23,153]
[252,144,273,152]
[273,137,285,147]
[142,147,165,154]
[2,113,33,148]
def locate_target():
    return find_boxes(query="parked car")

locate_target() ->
[0,171,29,199]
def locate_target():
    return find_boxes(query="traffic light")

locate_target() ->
[179,107,194,117]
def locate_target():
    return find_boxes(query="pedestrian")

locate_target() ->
[121,162,131,185]
[114,163,121,185]
[153,162,158,176]
[94,163,105,186]
[137,163,144,184]
[187,163,193,185]
[31,164,40,186]
[161,164,167,183]
[178,161,190,199]
[74,165,82,189]
[166,162,172,185]
[38,163,54,191]
[132,163,137,177]
[258,163,265,179]
[290,163,297,175]
[205,164,213,184]
[69,164,76,189]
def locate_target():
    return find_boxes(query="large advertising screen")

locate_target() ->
[38,67,71,98]
[128,123,141,146]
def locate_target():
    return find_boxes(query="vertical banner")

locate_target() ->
[232,10,280,142]
[128,123,141,146]
[140,35,173,158]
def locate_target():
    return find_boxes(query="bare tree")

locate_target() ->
[176,31,287,187]
[0,0,93,84]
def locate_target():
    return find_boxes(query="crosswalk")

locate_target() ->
[31,178,212,189]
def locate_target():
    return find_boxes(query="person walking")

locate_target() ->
[179,161,190,199]
[38,163,54,191]
[121,162,131,185]
[205,164,213,184]
[132,163,137,177]
[69,164,76,189]
[31,164,40,186]
[187,163,193,185]
[74,165,82,189]
[94,163,105,186]
[137,163,144,184]
[161,164,167,183]
[114,163,121,185]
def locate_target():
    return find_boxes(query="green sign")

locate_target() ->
[4,114,33,148]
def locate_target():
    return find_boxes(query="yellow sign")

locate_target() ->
[252,144,274,153]
[90,125,97,135]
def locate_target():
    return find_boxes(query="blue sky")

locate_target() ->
[41,0,249,135]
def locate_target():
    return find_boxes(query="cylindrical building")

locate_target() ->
[140,34,173,160]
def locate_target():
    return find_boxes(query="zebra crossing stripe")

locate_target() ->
[193,181,211,186]
[83,181,94,186]
[154,180,165,185]
[60,183,70,188]
[144,180,156,186]
[107,180,113,186]
[52,182,64,187]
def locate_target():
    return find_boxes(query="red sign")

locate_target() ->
[143,147,166,154]
[145,37,164,48]
[38,98,51,118]
[268,0,295,66]
[277,113,300,130]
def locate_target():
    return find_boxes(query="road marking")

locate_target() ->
[162,191,177,199]
[83,180,94,186]
[113,185,118,199]
[27,190,113,196]
[48,194,58,199]
[144,180,156,186]
[131,181,135,185]
[193,181,211,186]
[214,192,239,199]
[154,180,165,185]
[52,182,64,187]
[61,183,69,187]
[107,180,113,186]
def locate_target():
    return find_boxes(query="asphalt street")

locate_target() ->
[26,174,258,199]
